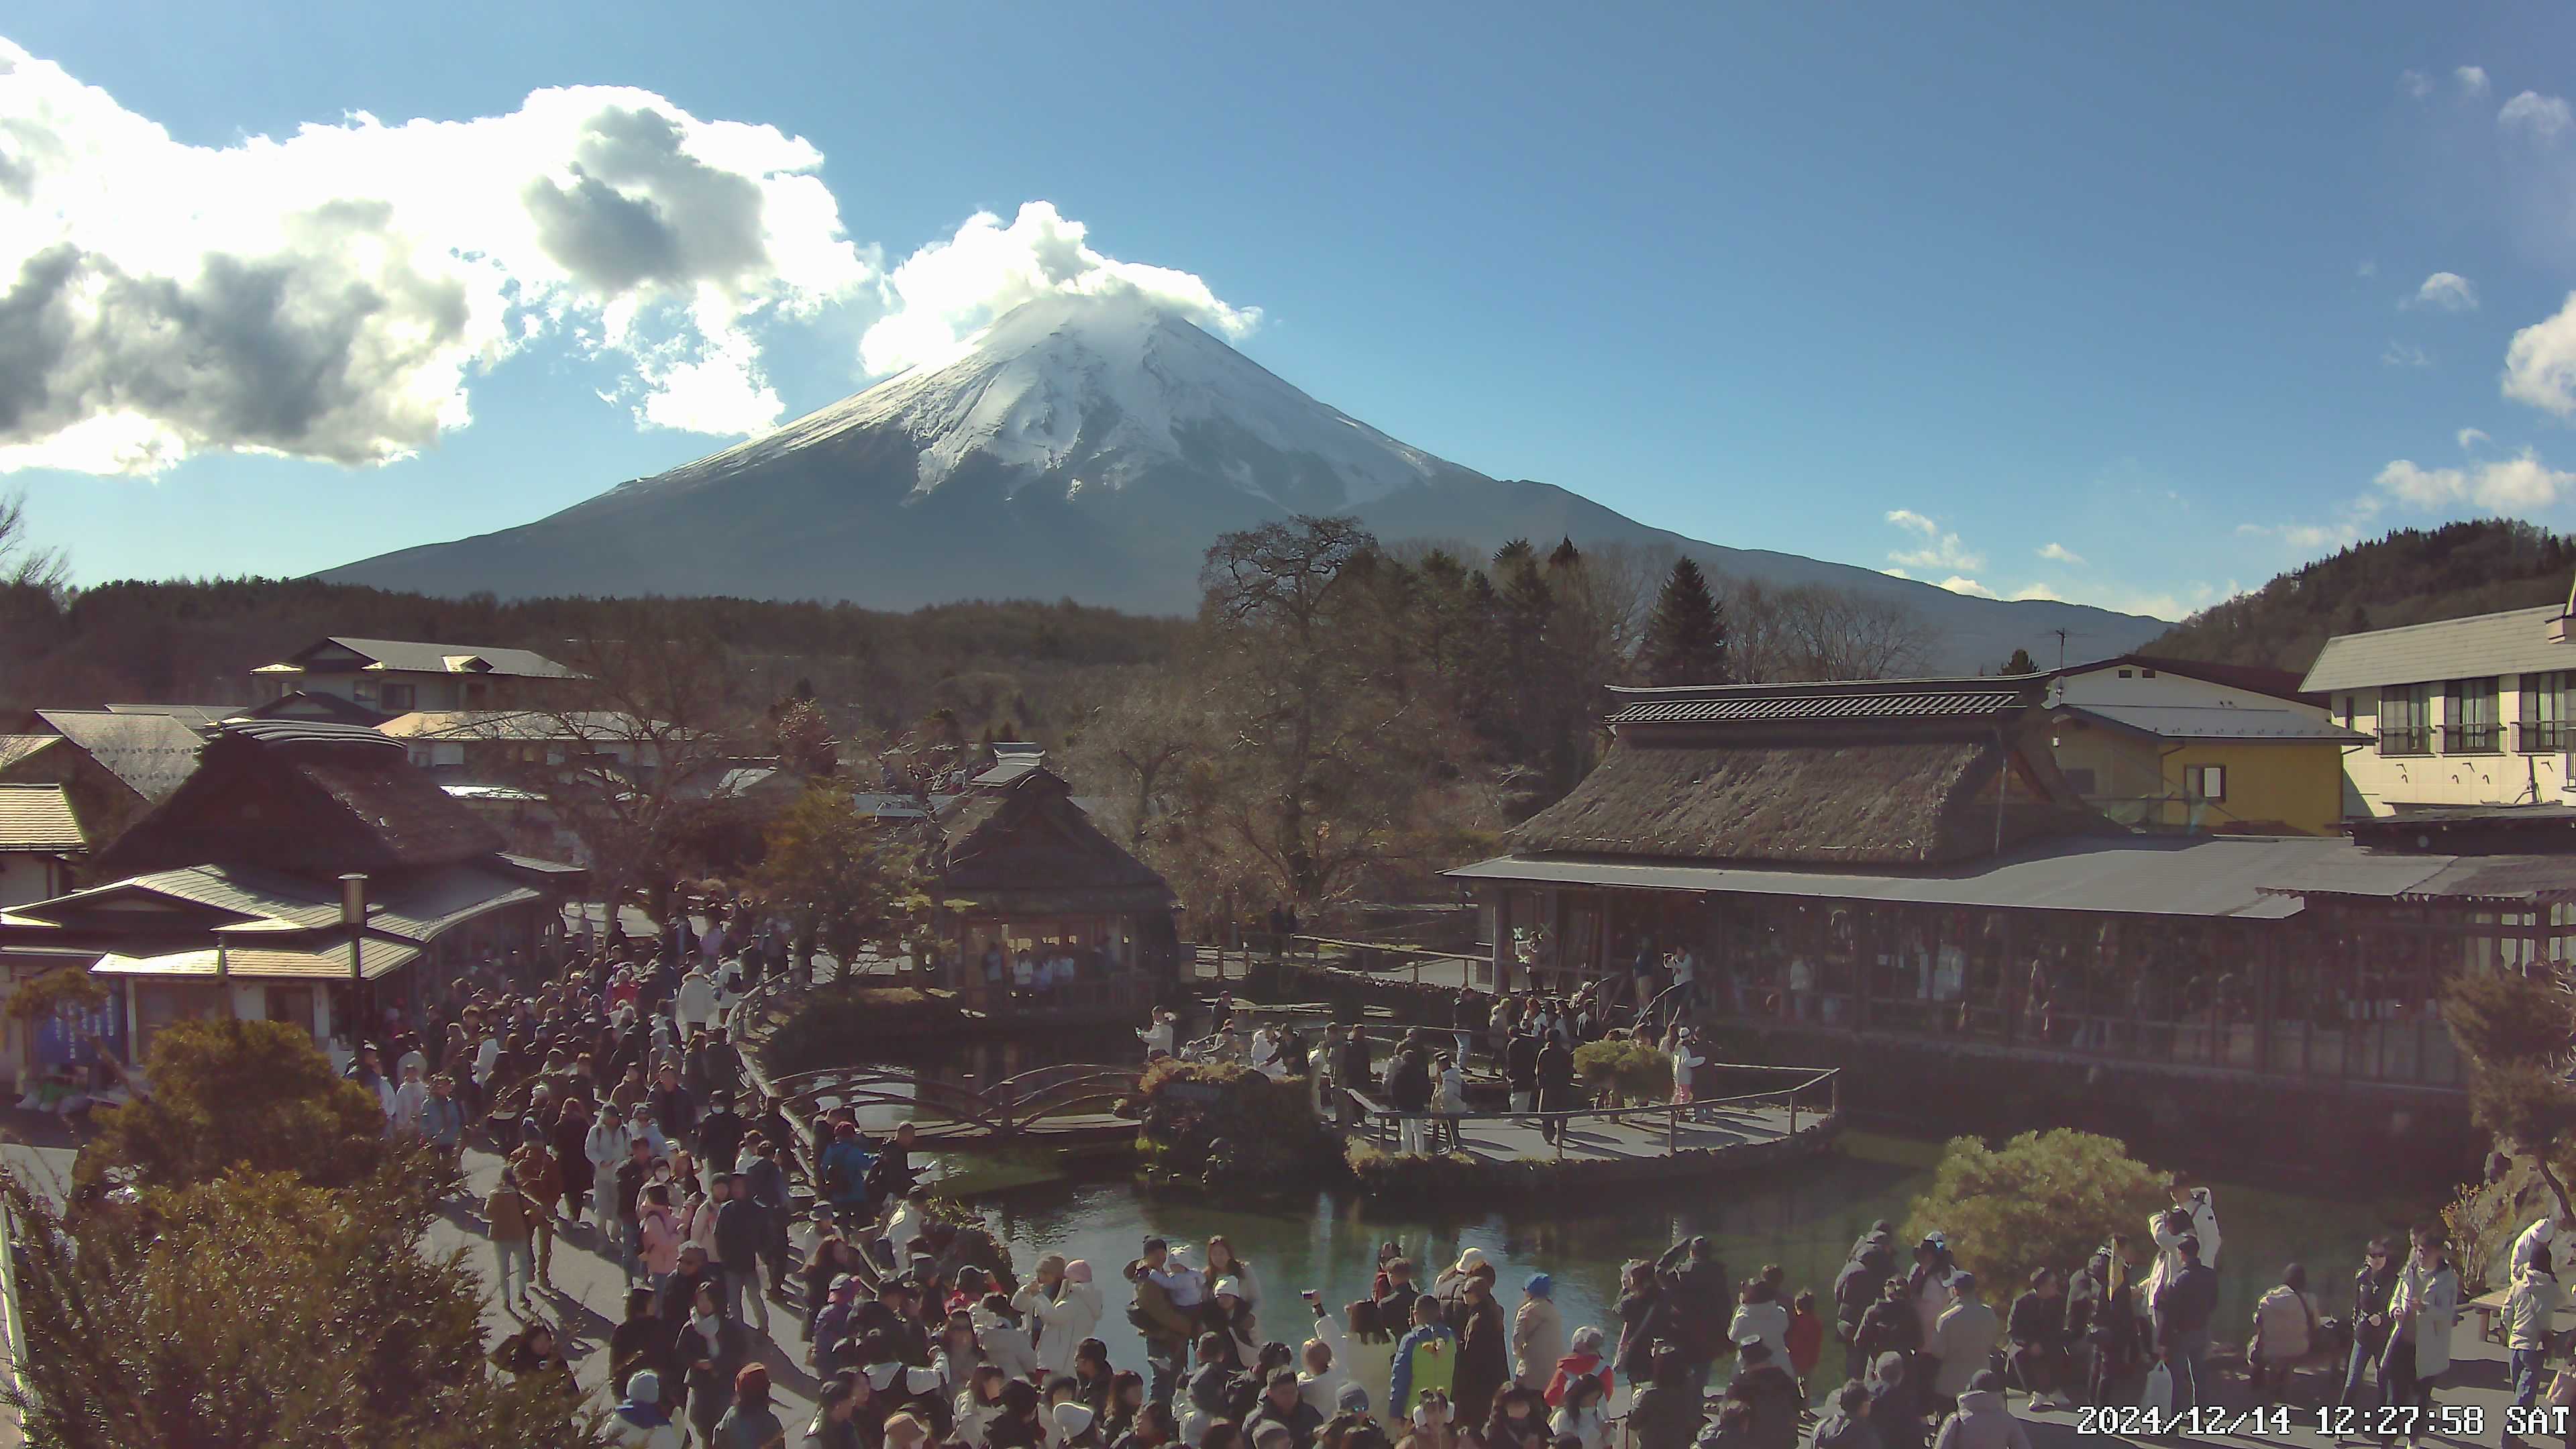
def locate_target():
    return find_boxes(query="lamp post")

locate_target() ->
[341,873,369,981]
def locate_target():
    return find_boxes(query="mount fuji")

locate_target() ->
[327,292,2165,668]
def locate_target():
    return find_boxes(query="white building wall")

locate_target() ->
[2331,669,2573,815]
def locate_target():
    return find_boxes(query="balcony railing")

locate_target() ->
[2518,720,2576,755]
[2440,723,2502,755]
[2378,727,2431,757]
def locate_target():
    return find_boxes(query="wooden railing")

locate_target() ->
[1338,1063,1839,1162]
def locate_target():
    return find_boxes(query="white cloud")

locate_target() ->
[2382,341,2431,368]
[2406,271,2479,311]
[2502,90,2575,142]
[0,38,1254,473]
[2399,70,2432,101]
[2459,427,2491,451]
[2506,293,2576,413]
[2375,451,2576,510]
[1880,567,1912,580]
[2010,583,2064,602]
[2357,260,2379,278]
[2035,541,2084,566]
[1881,509,1983,571]
[1938,576,1998,599]
[858,202,1259,376]
[2458,66,2492,98]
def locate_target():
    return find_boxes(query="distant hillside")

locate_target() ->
[0,578,1189,744]
[2145,521,2576,674]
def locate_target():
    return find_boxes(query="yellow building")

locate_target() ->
[2044,656,2365,836]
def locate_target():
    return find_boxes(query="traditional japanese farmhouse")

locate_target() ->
[0,720,582,1073]
[1450,674,2576,1172]
[927,760,1181,1012]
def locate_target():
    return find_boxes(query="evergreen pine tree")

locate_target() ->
[2000,647,2039,675]
[1640,557,1730,686]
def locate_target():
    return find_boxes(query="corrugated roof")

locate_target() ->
[1447,834,2396,918]
[312,637,577,679]
[2302,604,2576,692]
[92,937,418,981]
[0,784,86,853]
[2055,703,2368,743]
[969,757,1044,788]
[32,710,205,801]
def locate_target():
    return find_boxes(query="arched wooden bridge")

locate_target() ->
[765,1061,1145,1147]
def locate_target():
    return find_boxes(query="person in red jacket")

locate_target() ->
[1785,1290,1826,1398]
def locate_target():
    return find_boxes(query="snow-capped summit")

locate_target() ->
[629,290,1454,513]
[325,291,2169,669]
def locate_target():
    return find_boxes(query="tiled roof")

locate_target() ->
[1607,678,2035,727]
[32,710,206,801]
[0,784,86,853]
[2302,605,2576,693]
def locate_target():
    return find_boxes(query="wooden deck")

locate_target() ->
[1385,1100,1806,1164]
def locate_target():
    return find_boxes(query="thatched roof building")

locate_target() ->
[1507,676,2105,867]
[932,765,1175,918]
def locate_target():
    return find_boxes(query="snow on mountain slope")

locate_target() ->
[627,290,1459,508]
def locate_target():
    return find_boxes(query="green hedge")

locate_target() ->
[1135,1059,1337,1191]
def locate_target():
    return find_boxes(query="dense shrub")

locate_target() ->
[1902,1129,2167,1293]
[759,983,972,1075]
[1574,1038,1671,1105]
[1136,1059,1334,1191]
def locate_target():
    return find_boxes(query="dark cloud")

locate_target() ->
[523,105,773,297]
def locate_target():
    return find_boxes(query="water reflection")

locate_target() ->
[963,1132,2422,1398]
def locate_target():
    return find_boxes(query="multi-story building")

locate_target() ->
[249,637,580,720]
[2301,602,2576,815]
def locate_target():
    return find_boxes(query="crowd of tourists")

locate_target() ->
[390,907,2536,1449]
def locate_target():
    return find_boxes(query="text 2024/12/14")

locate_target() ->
[2078,1405,2503,1439]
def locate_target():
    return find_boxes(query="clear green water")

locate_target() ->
[959,1131,2432,1393]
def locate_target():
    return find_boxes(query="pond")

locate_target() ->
[952,1130,2438,1402]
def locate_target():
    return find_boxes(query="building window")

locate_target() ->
[2184,764,2226,802]
[2445,677,2501,753]
[2116,668,2135,678]
[2522,671,2574,753]
[2379,684,2432,755]
[378,682,417,712]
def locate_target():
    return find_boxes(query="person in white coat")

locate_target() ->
[1670,1030,1707,1117]
[1020,1256,1106,1379]
[975,1295,1042,1383]
[676,965,720,1039]
[2147,1177,2221,1303]
[1139,1010,1177,1059]
[2512,1214,2567,1274]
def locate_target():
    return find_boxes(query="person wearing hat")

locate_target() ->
[1140,1009,1177,1060]
[1511,1275,1563,1392]
[712,1362,785,1449]
[1927,1271,1999,1413]
[697,1087,747,1172]
[608,1366,682,1448]
[1931,1368,2024,1449]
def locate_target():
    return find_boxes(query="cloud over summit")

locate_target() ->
[0,38,1252,475]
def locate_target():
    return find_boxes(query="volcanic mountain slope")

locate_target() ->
[329,292,2163,669]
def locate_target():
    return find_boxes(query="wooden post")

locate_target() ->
[1666,1102,1678,1156]
[1788,1091,1799,1136]
[1554,1112,1564,1163]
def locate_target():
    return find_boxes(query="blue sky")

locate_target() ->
[8,3,2576,620]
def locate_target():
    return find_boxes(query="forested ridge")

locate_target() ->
[2145,520,2576,674]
